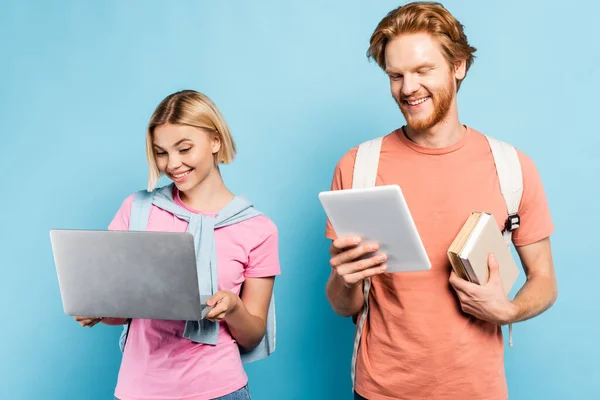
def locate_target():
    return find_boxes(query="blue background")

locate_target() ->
[1,0,598,399]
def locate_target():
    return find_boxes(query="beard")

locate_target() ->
[396,77,455,131]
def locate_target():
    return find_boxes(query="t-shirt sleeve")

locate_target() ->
[325,149,357,240]
[245,217,281,278]
[511,151,554,247]
[108,195,135,231]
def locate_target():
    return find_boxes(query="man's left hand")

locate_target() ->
[449,253,518,325]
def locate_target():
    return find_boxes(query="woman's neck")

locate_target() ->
[178,167,234,213]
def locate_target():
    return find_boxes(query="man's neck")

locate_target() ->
[403,113,465,149]
[179,168,234,213]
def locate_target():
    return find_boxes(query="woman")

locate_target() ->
[75,90,280,400]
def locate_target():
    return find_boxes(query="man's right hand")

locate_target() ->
[329,236,388,288]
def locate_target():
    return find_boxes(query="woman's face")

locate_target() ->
[152,123,221,192]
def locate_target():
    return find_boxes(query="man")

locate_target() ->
[324,2,558,399]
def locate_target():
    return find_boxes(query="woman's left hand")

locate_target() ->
[204,290,241,323]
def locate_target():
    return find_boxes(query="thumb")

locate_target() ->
[487,253,500,281]
[206,292,223,307]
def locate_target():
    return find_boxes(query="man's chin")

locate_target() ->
[402,114,433,132]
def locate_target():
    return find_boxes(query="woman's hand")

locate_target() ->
[204,291,241,323]
[74,316,103,328]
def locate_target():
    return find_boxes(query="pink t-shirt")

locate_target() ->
[108,189,281,400]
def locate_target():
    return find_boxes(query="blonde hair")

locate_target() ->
[367,1,476,90]
[145,90,236,191]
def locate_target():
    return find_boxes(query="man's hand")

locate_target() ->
[329,235,388,288]
[449,253,518,325]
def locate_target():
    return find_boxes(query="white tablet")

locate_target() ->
[319,185,431,273]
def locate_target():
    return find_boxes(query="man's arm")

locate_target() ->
[510,237,558,322]
[448,236,557,325]
[326,272,364,317]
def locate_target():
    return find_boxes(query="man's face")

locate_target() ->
[384,32,465,131]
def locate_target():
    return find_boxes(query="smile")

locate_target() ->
[171,170,192,179]
[405,96,430,106]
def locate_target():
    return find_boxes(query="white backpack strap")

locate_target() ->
[485,135,523,348]
[350,136,382,391]
[485,135,523,245]
[352,137,383,189]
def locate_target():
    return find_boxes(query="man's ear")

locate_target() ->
[454,58,467,81]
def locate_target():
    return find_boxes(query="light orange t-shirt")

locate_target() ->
[325,127,554,400]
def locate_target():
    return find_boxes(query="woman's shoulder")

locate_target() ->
[240,213,278,235]
[108,189,152,230]
[226,211,279,248]
[108,193,136,230]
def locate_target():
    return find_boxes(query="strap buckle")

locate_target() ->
[505,213,521,232]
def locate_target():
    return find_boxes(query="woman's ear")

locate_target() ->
[211,132,222,155]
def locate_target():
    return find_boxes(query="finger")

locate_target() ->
[87,319,102,328]
[330,242,381,268]
[205,301,227,319]
[486,253,500,282]
[206,292,224,307]
[336,253,387,276]
[459,299,470,314]
[449,272,471,293]
[448,271,462,287]
[207,311,227,322]
[342,264,388,286]
[331,236,362,254]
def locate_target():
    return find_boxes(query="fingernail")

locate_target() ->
[490,254,496,261]
[381,265,387,272]
[353,236,361,244]
[370,244,378,251]
[378,254,386,262]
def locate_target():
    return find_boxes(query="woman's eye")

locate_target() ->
[179,148,191,154]
[155,151,167,157]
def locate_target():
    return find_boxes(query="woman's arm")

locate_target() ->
[101,318,129,326]
[205,276,274,351]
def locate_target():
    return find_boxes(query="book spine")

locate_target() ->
[461,258,480,284]
[448,252,469,281]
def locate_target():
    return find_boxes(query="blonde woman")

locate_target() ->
[75,90,280,400]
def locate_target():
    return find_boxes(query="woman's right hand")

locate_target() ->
[74,316,103,328]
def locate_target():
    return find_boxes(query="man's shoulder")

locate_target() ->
[470,128,537,171]
[335,131,399,165]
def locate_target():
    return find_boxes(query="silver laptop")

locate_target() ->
[49,229,209,321]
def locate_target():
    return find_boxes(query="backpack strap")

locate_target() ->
[349,136,383,392]
[352,137,383,189]
[118,189,155,352]
[485,135,523,348]
[485,135,523,245]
